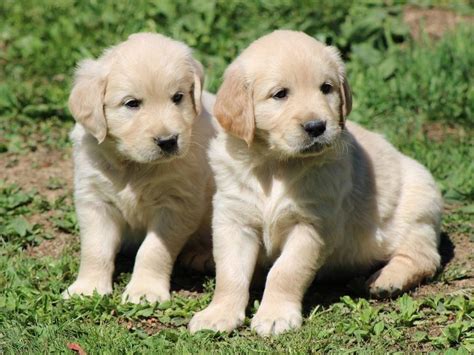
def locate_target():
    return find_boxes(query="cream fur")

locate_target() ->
[189,30,442,336]
[63,33,216,303]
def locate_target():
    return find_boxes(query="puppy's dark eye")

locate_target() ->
[272,88,288,100]
[124,99,141,109]
[320,83,333,95]
[172,92,184,104]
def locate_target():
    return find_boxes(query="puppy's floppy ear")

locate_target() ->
[327,46,352,126]
[214,63,255,145]
[191,58,204,116]
[68,59,108,143]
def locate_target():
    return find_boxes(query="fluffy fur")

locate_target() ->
[63,33,216,303]
[189,30,442,336]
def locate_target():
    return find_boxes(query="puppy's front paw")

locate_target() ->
[122,278,170,304]
[188,303,244,334]
[251,302,302,336]
[63,279,112,299]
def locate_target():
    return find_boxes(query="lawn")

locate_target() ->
[1,0,473,353]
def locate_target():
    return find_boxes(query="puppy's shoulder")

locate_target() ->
[70,123,103,155]
[201,90,216,112]
[208,132,253,179]
[345,120,399,158]
[70,123,113,180]
[346,121,384,143]
[69,123,87,146]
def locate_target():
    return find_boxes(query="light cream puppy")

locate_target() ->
[64,33,216,303]
[189,30,442,336]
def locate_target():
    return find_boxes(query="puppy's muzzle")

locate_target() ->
[302,120,326,138]
[299,120,328,154]
[154,134,179,154]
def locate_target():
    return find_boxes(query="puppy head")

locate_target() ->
[68,32,204,163]
[215,30,351,157]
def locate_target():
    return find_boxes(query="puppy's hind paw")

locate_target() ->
[367,268,405,299]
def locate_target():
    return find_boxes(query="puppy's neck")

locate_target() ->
[93,136,129,170]
[84,135,159,179]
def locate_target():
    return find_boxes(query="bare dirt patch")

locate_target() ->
[121,315,174,335]
[1,147,73,200]
[26,227,74,258]
[2,147,76,257]
[422,122,468,142]
[404,6,474,41]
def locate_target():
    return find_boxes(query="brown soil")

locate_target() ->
[422,122,468,142]
[404,6,474,41]
[26,229,74,258]
[2,147,76,257]
[1,148,73,199]
[411,230,474,298]
[119,317,170,335]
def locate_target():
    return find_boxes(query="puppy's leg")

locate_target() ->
[368,223,440,298]
[369,159,442,297]
[122,233,185,304]
[251,224,324,336]
[188,224,260,333]
[63,203,122,298]
[122,212,196,304]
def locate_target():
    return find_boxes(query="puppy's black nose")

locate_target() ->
[154,134,178,153]
[303,120,326,138]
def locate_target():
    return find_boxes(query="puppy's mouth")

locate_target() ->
[150,149,183,163]
[299,140,328,154]
[161,149,180,158]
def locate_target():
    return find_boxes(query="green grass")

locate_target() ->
[1,0,473,353]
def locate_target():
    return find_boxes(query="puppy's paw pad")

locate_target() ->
[189,305,244,334]
[62,280,112,299]
[122,281,170,304]
[251,306,302,336]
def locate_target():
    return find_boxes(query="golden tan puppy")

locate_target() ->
[189,30,442,336]
[63,33,216,303]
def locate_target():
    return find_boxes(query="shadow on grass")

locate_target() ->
[113,248,211,293]
[438,231,455,268]
[112,231,454,312]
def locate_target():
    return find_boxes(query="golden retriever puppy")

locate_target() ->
[63,33,216,303]
[189,30,442,336]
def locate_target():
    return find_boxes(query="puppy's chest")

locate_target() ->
[237,165,344,256]
[101,175,174,229]
[243,172,306,252]
[115,185,156,226]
